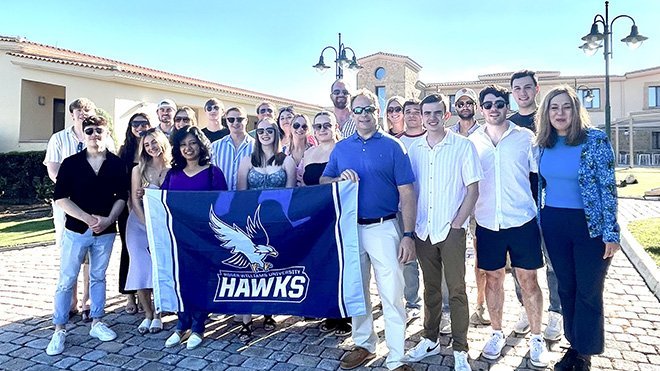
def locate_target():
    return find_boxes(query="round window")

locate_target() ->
[375,67,386,80]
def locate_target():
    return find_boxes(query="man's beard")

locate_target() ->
[333,98,347,110]
[458,111,474,120]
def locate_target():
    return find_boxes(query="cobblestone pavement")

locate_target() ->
[1,202,659,370]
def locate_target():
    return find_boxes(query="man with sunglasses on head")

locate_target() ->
[507,70,564,342]
[210,106,255,190]
[321,89,416,371]
[46,115,129,356]
[468,85,549,367]
[330,79,357,138]
[156,98,177,137]
[202,98,229,142]
[449,88,490,328]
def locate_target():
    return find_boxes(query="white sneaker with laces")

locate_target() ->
[513,310,530,335]
[46,329,66,356]
[89,322,116,342]
[403,337,441,362]
[406,307,421,321]
[482,331,505,360]
[543,311,563,341]
[453,350,472,371]
[528,335,550,367]
[439,312,452,335]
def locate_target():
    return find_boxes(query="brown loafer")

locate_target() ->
[340,347,376,369]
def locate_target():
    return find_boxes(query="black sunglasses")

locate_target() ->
[481,101,507,110]
[256,128,276,135]
[130,120,150,128]
[205,105,221,112]
[259,108,274,114]
[84,127,104,135]
[226,117,245,124]
[387,106,402,114]
[174,117,191,123]
[455,101,475,109]
[352,106,377,115]
[139,128,158,137]
[292,122,308,130]
[332,89,350,96]
[312,123,333,130]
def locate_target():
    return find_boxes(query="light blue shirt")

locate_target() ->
[210,134,254,190]
[540,136,584,209]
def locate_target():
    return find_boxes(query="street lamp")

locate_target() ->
[313,33,362,79]
[579,1,647,139]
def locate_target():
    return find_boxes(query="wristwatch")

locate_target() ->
[402,231,414,239]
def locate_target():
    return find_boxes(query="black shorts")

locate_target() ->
[475,218,543,271]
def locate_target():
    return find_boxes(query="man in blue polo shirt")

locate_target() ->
[321,89,416,371]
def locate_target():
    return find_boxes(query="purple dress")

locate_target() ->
[161,165,228,191]
[125,184,158,291]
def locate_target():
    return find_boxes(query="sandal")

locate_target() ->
[263,315,276,331]
[334,322,352,337]
[81,309,92,323]
[68,308,79,320]
[238,321,253,342]
[319,319,338,333]
[125,296,138,315]
[149,318,163,334]
[138,318,151,335]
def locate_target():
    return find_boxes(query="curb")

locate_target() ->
[0,240,54,252]
[620,223,660,301]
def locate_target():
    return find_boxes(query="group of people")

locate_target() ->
[43,70,620,371]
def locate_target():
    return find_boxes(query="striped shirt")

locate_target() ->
[449,121,481,137]
[409,130,483,243]
[210,134,255,190]
[44,126,116,166]
[339,118,357,139]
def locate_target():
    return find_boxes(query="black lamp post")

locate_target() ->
[313,33,362,79]
[579,1,647,139]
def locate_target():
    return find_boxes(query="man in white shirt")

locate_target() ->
[210,106,254,190]
[404,94,482,371]
[330,79,357,138]
[469,85,549,367]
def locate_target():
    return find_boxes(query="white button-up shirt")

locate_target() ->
[409,130,484,244]
[469,121,538,231]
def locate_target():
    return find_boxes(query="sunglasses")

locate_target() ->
[455,101,475,109]
[312,123,333,131]
[205,105,221,112]
[139,128,158,137]
[84,127,104,135]
[174,117,191,123]
[226,117,245,124]
[259,108,274,114]
[292,122,308,130]
[130,120,150,128]
[481,101,507,110]
[256,128,276,135]
[332,89,350,96]
[279,105,294,113]
[352,106,377,115]
[387,106,402,114]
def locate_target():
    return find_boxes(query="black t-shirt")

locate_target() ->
[202,127,229,143]
[509,110,539,201]
[54,150,129,235]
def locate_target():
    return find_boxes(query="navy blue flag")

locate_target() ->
[144,181,366,318]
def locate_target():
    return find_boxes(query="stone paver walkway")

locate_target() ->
[0,201,659,370]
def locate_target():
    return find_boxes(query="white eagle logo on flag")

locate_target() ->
[209,205,279,272]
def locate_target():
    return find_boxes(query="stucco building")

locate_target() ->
[356,52,660,166]
[0,35,321,153]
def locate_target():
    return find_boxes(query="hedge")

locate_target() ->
[0,151,53,204]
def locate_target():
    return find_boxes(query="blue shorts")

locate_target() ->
[475,218,543,271]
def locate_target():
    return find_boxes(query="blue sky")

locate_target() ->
[3,0,658,106]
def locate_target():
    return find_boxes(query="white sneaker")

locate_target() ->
[186,332,203,350]
[165,330,185,348]
[89,322,116,342]
[453,350,472,371]
[406,307,421,321]
[46,330,66,356]
[439,312,452,335]
[482,332,505,360]
[528,336,550,367]
[403,337,441,362]
[544,311,563,341]
[513,310,530,335]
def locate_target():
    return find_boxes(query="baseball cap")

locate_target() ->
[157,99,177,110]
[454,88,478,103]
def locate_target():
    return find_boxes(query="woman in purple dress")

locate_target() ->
[162,126,227,350]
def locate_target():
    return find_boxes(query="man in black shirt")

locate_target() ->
[509,70,540,131]
[202,98,230,142]
[46,115,129,356]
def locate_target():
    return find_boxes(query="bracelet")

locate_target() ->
[402,231,414,239]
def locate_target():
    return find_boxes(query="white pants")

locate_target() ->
[352,219,406,370]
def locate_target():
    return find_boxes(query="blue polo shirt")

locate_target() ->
[323,130,415,219]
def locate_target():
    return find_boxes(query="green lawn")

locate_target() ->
[628,217,660,266]
[0,216,54,248]
[615,167,660,198]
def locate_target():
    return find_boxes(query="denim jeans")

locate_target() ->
[52,229,115,325]
[512,239,562,313]
[177,311,209,334]
[403,260,421,309]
